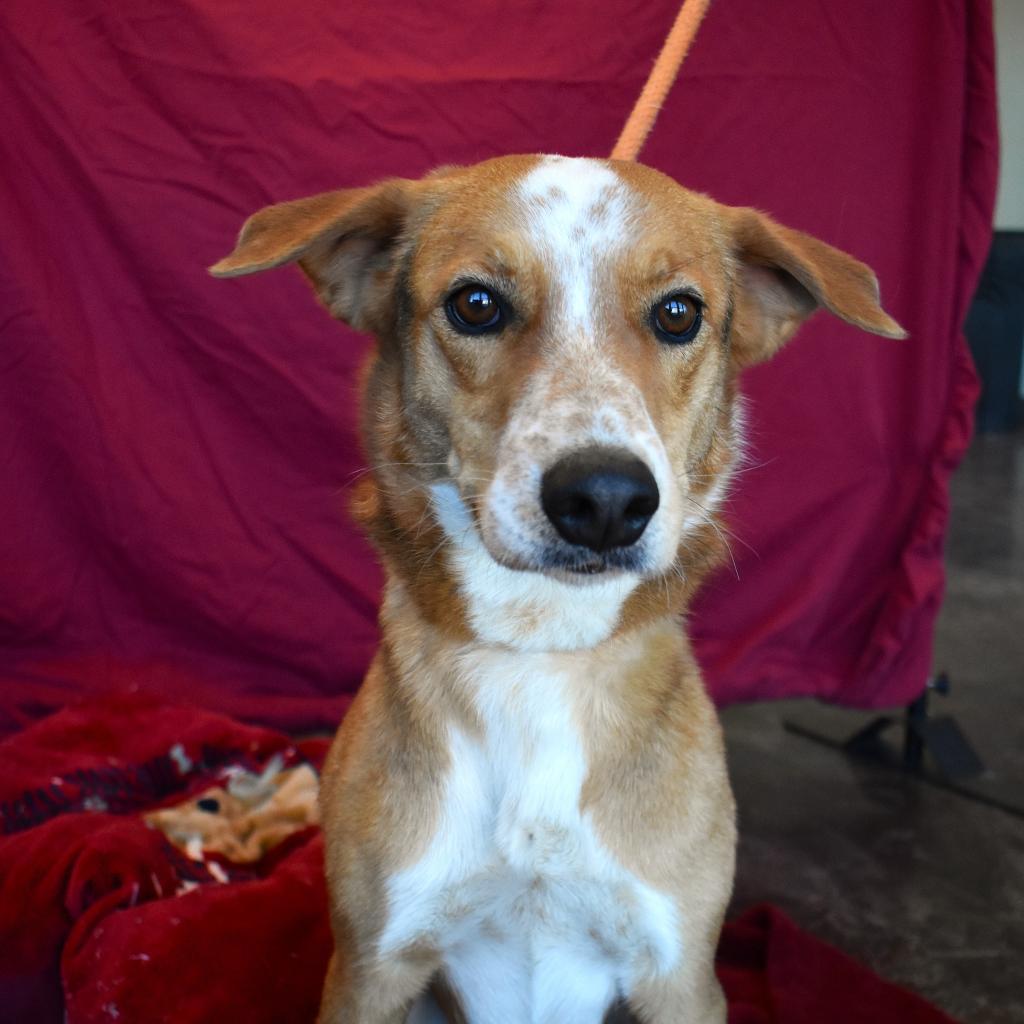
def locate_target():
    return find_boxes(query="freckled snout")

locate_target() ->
[541,448,660,553]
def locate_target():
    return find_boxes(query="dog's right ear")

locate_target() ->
[209,181,413,333]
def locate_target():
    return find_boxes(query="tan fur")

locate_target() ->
[212,155,903,1024]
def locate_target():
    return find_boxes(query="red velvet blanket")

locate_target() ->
[0,694,957,1024]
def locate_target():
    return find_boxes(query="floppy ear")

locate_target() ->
[208,180,413,333]
[725,206,906,367]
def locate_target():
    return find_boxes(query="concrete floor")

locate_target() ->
[720,428,1024,1024]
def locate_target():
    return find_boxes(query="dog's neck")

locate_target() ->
[428,481,644,652]
[377,566,696,735]
[356,466,728,663]
[365,479,723,734]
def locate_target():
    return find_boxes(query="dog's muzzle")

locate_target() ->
[541,447,659,553]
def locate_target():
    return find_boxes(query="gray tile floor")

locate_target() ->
[721,428,1024,1024]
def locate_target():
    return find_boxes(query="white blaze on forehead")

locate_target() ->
[517,156,635,323]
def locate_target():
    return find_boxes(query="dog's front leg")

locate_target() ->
[623,911,729,1024]
[622,835,733,1024]
[317,949,440,1024]
[627,973,727,1024]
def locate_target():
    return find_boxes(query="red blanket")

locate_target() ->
[0,694,957,1024]
[0,0,999,737]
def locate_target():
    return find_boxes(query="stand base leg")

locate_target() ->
[783,682,1022,820]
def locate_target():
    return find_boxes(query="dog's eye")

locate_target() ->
[652,293,702,343]
[446,285,504,334]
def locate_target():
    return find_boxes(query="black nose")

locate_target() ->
[541,448,660,553]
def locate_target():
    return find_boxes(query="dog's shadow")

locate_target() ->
[605,1000,637,1023]
[421,984,636,1023]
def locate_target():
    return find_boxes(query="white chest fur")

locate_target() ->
[380,651,681,1024]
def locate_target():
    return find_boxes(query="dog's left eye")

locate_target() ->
[446,284,504,334]
[652,293,702,343]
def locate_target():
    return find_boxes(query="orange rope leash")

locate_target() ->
[610,0,712,162]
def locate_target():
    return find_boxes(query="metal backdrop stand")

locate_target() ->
[784,673,1024,820]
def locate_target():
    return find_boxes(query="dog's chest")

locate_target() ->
[380,657,680,1014]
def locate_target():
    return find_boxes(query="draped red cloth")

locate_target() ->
[0,694,958,1024]
[0,0,998,735]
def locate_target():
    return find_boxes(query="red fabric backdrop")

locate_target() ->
[0,0,998,735]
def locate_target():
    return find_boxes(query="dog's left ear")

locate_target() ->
[208,180,414,334]
[725,207,906,367]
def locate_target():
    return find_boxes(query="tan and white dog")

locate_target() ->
[211,154,903,1024]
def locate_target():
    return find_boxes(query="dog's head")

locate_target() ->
[212,155,902,650]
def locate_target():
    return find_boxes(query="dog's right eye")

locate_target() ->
[446,285,504,334]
